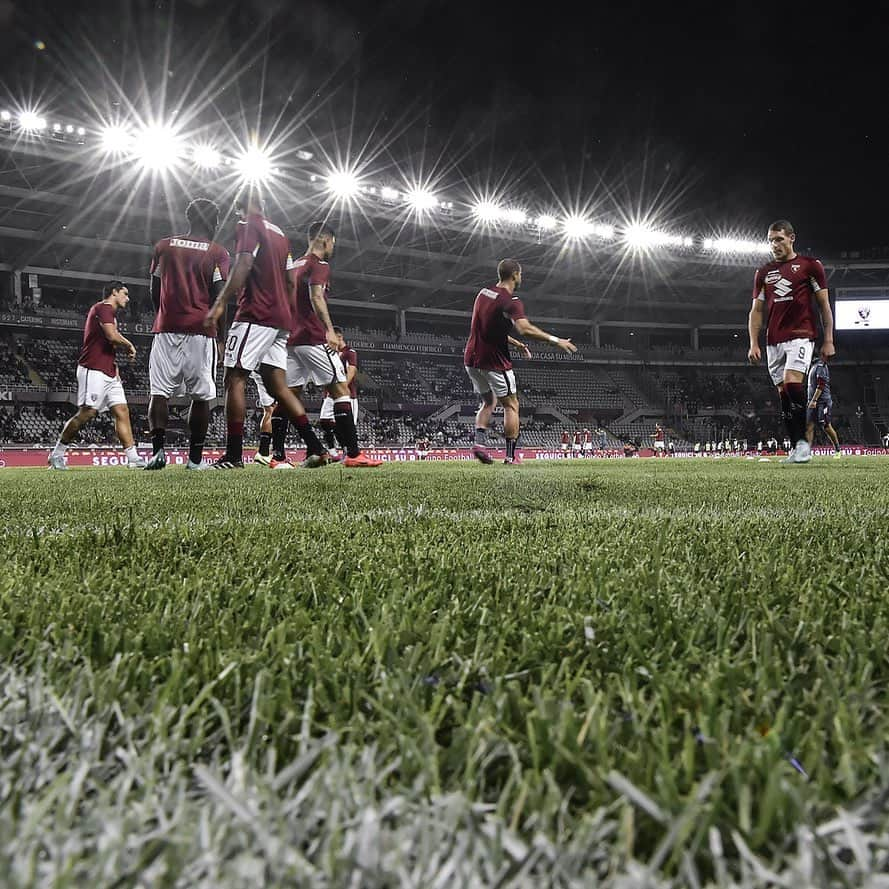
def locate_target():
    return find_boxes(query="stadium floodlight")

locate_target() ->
[18,111,46,131]
[191,144,222,169]
[65,124,74,133]
[473,200,502,223]
[682,236,694,247]
[380,186,399,201]
[624,224,685,248]
[52,123,61,132]
[0,111,10,122]
[76,127,85,136]
[536,214,558,231]
[131,124,183,172]
[564,215,595,239]
[406,187,438,212]
[594,223,616,240]
[100,124,131,153]
[295,149,313,161]
[504,208,527,225]
[704,237,770,254]
[235,146,273,182]
[325,168,361,200]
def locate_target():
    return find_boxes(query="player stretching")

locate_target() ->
[271,222,380,468]
[145,199,230,470]
[49,282,146,469]
[748,220,835,464]
[806,355,842,457]
[204,190,327,469]
[464,259,576,464]
[316,327,358,459]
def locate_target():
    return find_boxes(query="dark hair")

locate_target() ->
[768,219,795,236]
[333,326,343,335]
[497,258,521,282]
[186,198,219,235]
[103,280,125,298]
[234,186,263,215]
[308,221,336,241]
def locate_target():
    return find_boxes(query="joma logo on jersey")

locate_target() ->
[170,238,210,251]
[773,277,793,298]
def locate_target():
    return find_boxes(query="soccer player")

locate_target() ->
[653,423,665,456]
[204,190,327,469]
[271,223,381,468]
[748,219,835,464]
[145,199,230,471]
[560,429,570,455]
[48,282,146,469]
[314,327,358,460]
[416,435,430,459]
[582,428,593,456]
[572,428,583,456]
[806,354,842,457]
[464,259,576,465]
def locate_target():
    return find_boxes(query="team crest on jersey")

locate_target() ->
[765,270,782,284]
[791,263,801,272]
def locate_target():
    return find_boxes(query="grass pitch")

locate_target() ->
[1,457,888,887]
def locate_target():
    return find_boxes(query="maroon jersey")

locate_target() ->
[341,346,358,397]
[463,285,527,371]
[232,213,293,331]
[573,431,582,445]
[150,236,230,336]
[289,252,331,346]
[78,301,118,377]
[654,427,664,442]
[753,255,826,345]
[583,430,592,444]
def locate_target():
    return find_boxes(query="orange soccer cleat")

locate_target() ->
[343,452,383,467]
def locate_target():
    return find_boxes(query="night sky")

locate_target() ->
[1,0,886,255]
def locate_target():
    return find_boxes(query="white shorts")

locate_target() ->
[465,366,517,399]
[223,321,288,372]
[77,365,127,413]
[149,332,217,400]
[561,444,569,452]
[766,338,814,385]
[286,344,347,388]
[251,371,276,408]
[583,443,593,453]
[319,395,358,422]
[654,440,665,450]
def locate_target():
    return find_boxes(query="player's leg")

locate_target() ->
[109,403,146,468]
[499,392,521,464]
[465,366,495,462]
[187,400,210,467]
[326,379,377,464]
[257,404,275,458]
[146,395,169,468]
[318,394,338,453]
[825,422,841,453]
[49,404,97,468]
[259,363,327,461]
[218,366,249,466]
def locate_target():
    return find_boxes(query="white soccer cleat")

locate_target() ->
[47,454,68,470]
[127,457,148,469]
[186,460,211,470]
[781,446,796,464]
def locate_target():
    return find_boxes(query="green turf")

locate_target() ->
[1,457,888,886]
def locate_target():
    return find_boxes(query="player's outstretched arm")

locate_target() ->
[507,335,532,359]
[513,317,577,353]
[747,300,765,363]
[205,253,253,329]
[814,290,835,360]
[309,284,339,351]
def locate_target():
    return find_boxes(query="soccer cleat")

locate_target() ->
[127,457,148,469]
[343,452,383,467]
[503,454,524,465]
[144,448,167,471]
[832,450,842,459]
[471,444,494,464]
[326,452,343,463]
[301,453,328,469]
[781,447,796,464]
[47,454,68,470]
[270,458,295,470]
[186,460,211,470]
[211,458,244,470]
[253,452,272,467]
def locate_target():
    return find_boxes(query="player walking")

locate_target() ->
[145,199,230,470]
[748,220,835,464]
[806,355,842,457]
[464,259,576,464]
[315,327,358,460]
[271,223,381,467]
[49,282,146,469]
[204,190,327,468]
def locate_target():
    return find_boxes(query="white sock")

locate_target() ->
[125,446,140,462]
[52,440,67,458]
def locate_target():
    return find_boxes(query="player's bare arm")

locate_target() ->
[309,283,338,351]
[814,289,836,360]
[100,322,136,360]
[513,317,576,353]
[747,299,765,363]
[149,274,161,313]
[345,363,357,387]
[808,384,824,410]
[205,253,253,329]
[508,335,532,359]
